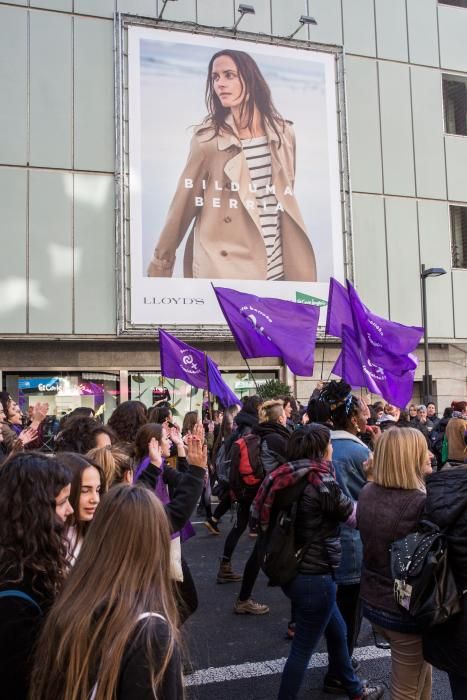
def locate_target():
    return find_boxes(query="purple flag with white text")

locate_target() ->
[159,330,239,406]
[159,329,207,389]
[213,286,319,377]
[339,325,416,408]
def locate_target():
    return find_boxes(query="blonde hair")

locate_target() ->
[259,399,284,423]
[86,446,133,489]
[372,427,427,490]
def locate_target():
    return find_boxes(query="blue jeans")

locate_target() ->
[449,672,467,700]
[278,574,362,700]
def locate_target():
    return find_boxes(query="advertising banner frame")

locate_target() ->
[114,13,353,339]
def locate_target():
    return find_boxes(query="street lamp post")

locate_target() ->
[420,264,447,404]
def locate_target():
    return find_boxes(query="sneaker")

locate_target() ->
[203,518,220,535]
[216,559,242,584]
[324,677,368,696]
[352,683,385,700]
[234,598,270,615]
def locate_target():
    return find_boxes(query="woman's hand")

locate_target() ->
[169,425,183,446]
[148,437,163,467]
[18,427,38,447]
[363,454,374,481]
[31,402,48,425]
[186,435,208,470]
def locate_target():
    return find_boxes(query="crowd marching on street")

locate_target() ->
[1,384,466,700]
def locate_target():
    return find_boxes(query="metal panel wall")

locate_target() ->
[417,200,454,338]
[74,17,114,172]
[74,174,116,334]
[453,271,467,337]
[406,0,439,67]
[198,0,235,27]
[378,61,416,197]
[445,136,467,203]
[345,56,383,194]
[28,171,73,334]
[351,193,388,317]
[342,0,376,57]
[385,197,421,326]
[375,0,408,62]
[410,67,446,200]
[0,169,27,333]
[303,0,342,47]
[29,11,73,168]
[0,5,28,165]
[438,3,467,73]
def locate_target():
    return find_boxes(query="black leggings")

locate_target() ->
[335,582,362,657]
[213,488,231,521]
[238,540,261,602]
[176,557,198,625]
[222,498,252,561]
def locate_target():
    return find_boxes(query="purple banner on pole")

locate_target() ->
[213,286,319,376]
[339,325,416,408]
[159,329,239,406]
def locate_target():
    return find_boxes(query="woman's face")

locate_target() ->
[212,55,245,110]
[8,402,22,425]
[55,484,74,522]
[355,399,369,433]
[78,466,101,522]
[0,406,5,423]
[160,427,171,458]
[94,431,111,449]
[409,405,417,417]
[284,402,292,419]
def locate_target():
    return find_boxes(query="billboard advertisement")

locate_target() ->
[127,26,345,326]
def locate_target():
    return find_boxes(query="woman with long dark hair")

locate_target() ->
[30,485,182,700]
[107,400,148,446]
[0,452,73,700]
[57,452,105,565]
[252,424,382,700]
[147,49,316,282]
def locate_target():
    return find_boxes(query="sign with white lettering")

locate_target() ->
[126,27,344,325]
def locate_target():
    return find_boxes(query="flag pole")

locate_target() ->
[244,357,259,392]
[320,330,328,381]
[204,353,213,420]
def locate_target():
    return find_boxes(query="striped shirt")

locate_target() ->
[241,136,284,281]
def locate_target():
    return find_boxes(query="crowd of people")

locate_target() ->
[0,385,466,700]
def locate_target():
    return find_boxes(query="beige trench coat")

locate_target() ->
[147,116,317,281]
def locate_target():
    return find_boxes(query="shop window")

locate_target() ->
[443,74,467,136]
[3,371,120,428]
[439,1,467,7]
[450,205,467,268]
[128,370,278,418]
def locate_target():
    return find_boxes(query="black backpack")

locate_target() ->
[256,481,308,587]
[390,521,461,628]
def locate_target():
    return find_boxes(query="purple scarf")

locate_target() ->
[134,457,195,543]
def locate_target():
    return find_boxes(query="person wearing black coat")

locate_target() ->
[422,461,467,700]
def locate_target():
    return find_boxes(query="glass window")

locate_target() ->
[450,205,467,268]
[128,369,279,418]
[3,371,120,425]
[443,74,467,136]
[439,1,467,7]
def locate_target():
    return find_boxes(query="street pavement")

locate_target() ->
[182,519,453,700]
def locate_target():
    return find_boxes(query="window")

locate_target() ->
[443,74,467,135]
[439,1,467,7]
[450,205,467,268]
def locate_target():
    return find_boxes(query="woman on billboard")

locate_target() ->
[147,49,317,282]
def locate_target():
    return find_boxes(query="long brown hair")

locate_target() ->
[86,446,134,488]
[134,422,164,463]
[30,485,180,700]
[204,49,285,146]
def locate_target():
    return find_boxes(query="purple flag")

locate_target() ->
[159,330,239,406]
[213,286,319,377]
[347,281,423,356]
[206,357,240,408]
[338,325,416,407]
[325,278,351,337]
[159,330,207,389]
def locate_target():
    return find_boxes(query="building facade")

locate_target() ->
[1,0,467,419]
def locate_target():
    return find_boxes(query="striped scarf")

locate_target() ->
[250,458,335,532]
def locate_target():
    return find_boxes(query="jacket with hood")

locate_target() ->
[422,465,467,676]
[252,421,290,474]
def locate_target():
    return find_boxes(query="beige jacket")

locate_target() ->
[147,116,317,281]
